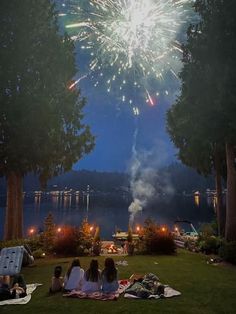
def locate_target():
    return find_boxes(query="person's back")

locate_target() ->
[50,266,63,293]
[101,258,119,293]
[81,259,101,293]
[64,258,84,291]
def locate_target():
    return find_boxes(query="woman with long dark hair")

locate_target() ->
[81,259,101,293]
[101,258,119,293]
[64,258,84,291]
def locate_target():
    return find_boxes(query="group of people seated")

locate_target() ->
[50,257,119,294]
[0,274,27,301]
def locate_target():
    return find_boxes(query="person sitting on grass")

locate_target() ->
[64,258,84,292]
[0,274,27,300]
[81,259,101,293]
[10,274,27,299]
[0,275,11,301]
[101,258,119,293]
[49,265,63,293]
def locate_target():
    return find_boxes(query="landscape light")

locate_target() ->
[29,228,35,235]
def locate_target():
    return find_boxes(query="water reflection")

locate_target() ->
[194,194,200,207]
[0,192,219,240]
[34,194,41,211]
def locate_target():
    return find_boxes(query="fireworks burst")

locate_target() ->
[61,0,194,108]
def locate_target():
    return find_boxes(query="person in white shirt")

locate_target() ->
[64,258,84,291]
[81,259,101,293]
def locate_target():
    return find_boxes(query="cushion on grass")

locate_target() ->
[0,246,25,276]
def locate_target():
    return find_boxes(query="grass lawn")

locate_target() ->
[1,249,236,314]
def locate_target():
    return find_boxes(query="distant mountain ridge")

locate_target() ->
[0,163,216,195]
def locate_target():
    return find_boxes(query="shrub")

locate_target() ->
[25,236,43,252]
[0,239,25,250]
[92,242,102,256]
[219,241,236,264]
[145,233,176,254]
[53,226,81,256]
[0,237,42,253]
[184,239,199,252]
[199,222,217,237]
[41,212,56,253]
[197,236,222,255]
[139,219,176,255]
[52,222,94,257]
[32,248,45,259]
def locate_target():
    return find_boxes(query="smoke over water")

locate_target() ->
[129,128,156,226]
[128,128,175,226]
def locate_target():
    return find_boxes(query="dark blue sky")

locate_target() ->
[73,71,178,172]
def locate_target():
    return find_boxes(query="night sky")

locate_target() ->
[57,1,193,172]
[73,73,178,172]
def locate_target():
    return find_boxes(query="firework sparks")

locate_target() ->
[61,0,194,104]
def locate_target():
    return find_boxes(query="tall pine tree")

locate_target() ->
[0,0,94,240]
[167,0,236,239]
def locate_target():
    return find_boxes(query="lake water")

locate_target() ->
[0,192,216,240]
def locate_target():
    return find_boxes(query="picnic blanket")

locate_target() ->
[0,283,42,305]
[124,285,181,299]
[124,273,181,300]
[63,280,130,301]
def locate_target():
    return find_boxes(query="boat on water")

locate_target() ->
[112,231,139,241]
[173,220,199,248]
[34,191,42,196]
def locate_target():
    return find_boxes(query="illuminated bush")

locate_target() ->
[53,221,93,257]
[140,219,176,255]
[53,226,81,256]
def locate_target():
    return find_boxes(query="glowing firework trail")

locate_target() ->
[68,74,88,90]
[145,89,155,106]
[63,0,194,102]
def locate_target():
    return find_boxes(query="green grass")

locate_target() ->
[1,250,236,314]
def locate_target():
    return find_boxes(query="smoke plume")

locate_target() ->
[128,128,174,226]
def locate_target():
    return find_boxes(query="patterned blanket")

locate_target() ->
[63,280,130,301]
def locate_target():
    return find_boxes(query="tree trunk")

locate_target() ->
[4,172,23,240]
[214,150,225,237]
[225,142,236,241]
[16,173,23,238]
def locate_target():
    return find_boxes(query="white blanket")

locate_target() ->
[0,283,42,305]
